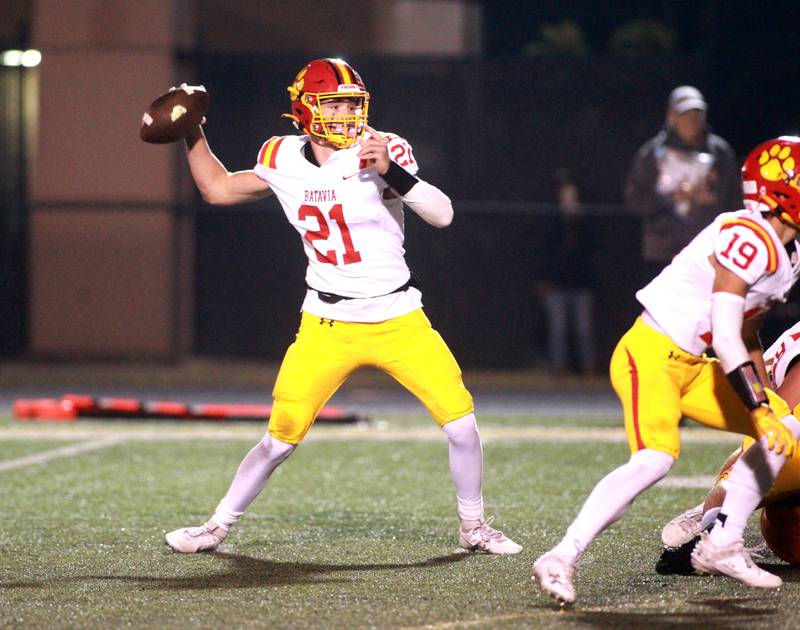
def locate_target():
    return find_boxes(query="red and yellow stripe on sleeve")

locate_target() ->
[257,136,285,169]
[720,217,779,273]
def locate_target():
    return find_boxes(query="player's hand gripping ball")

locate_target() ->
[139,84,209,143]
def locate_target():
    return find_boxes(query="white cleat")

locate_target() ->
[690,531,782,589]
[165,520,228,553]
[458,519,523,555]
[661,502,705,548]
[532,551,577,605]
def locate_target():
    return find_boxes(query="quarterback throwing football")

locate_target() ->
[165,58,521,556]
[534,136,800,603]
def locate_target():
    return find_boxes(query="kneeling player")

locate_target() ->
[533,136,800,605]
[660,319,800,566]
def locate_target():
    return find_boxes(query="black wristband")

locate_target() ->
[726,360,769,411]
[379,160,418,196]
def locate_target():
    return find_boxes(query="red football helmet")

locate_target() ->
[283,58,369,149]
[741,136,800,228]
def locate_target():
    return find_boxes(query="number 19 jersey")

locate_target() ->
[636,209,800,355]
[253,133,423,322]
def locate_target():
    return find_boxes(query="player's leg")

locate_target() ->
[164,434,296,553]
[371,309,521,554]
[534,318,681,603]
[680,364,799,587]
[165,312,356,553]
[661,447,743,548]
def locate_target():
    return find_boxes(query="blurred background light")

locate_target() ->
[1,50,23,66]
[21,49,42,67]
[1,49,41,67]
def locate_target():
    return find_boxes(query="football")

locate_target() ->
[702,483,727,513]
[760,496,800,565]
[139,84,209,144]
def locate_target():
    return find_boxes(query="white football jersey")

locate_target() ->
[253,133,423,322]
[637,209,800,355]
[765,322,800,389]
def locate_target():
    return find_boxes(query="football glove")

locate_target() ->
[751,405,796,457]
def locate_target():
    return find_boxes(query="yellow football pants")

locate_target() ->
[610,317,790,459]
[268,309,474,444]
[717,441,800,505]
[734,401,800,503]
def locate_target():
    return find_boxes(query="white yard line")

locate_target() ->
[0,436,126,472]
[0,426,733,488]
[0,424,743,445]
[657,475,717,488]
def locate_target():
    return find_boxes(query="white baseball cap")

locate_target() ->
[668,85,707,114]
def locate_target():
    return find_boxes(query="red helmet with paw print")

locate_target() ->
[741,136,800,228]
[283,58,369,149]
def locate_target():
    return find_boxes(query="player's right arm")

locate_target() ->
[184,125,272,206]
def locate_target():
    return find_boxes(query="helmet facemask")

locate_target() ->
[304,91,369,149]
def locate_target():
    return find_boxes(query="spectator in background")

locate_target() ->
[625,86,741,283]
[536,169,596,375]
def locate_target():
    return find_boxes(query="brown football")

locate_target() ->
[139,84,209,144]
[761,496,800,565]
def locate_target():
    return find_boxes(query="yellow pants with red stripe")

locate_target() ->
[610,317,790,459]
[268,309,474,444]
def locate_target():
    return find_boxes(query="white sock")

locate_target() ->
[441,414,484,522]
[211,502,241,532]
[553,448,674,558]
[212,434,296,530]
[709,415,800,546]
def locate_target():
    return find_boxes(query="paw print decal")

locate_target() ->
[759,143,796,181]
[288,68,307,102]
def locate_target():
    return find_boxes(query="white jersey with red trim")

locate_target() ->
[637,209,800,355]
[253,132,423,322]
[765,322,800,389]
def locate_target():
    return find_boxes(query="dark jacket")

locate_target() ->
[624,127,741,263]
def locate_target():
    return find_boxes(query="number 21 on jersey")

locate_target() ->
[299,204,362,265]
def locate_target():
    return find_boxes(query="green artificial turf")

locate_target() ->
[0,411,795,629]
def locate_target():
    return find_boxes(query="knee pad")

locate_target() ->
[268,397,318,444]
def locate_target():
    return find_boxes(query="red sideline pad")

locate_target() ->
[13,394,366,424]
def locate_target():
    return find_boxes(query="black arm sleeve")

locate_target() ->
[379,160,419,196]
[727,361,769,411]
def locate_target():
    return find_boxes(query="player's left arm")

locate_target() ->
[711,257,794,454]
[709,255,752,374]
[741,312,769,385]
[358,126,453,228]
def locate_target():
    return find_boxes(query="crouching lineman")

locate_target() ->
[660,317,800,559]
[533,136,800,604]
[163,58,520,556]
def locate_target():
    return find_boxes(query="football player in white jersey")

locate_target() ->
[533,136,800,604]
[660,318,800,553]
[164,58,521,556]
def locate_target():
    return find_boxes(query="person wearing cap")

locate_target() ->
[624,85,741,283]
